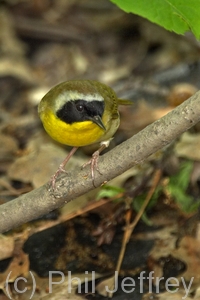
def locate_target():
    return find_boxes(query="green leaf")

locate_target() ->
[96,185,124,200]
[132,188,162,225]
[170,160,193,191]
[168,160,200,212]
[110,0,200,39]
[133,194,153,225]
[168,185,194,211]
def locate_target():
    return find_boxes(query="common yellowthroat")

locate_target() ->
[38,80,131,188]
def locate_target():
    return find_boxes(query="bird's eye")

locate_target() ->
[76,104,84,112]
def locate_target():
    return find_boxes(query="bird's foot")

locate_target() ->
[49,147,78,191]
[82,150,101,176]
[50,166,67,191]
[82,140,111,186]
[82,150,102,185]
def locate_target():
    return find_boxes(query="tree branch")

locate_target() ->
[1,91,200,233]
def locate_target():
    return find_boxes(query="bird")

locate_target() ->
[38,80,132,189]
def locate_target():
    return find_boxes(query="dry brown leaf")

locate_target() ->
[121,100,172,135]
[0,235,14,260]
[0,242,29,298]
[175,132,200,161]
[148,230,200,295]
[60,189,100,219]
[0,57,35,84]
[0,8,25,57]
[0,293,9,300]
[172,236,200,285]
[8,136,85,188]
[167,83,198,107]
[0,9,36,84]
[0,134,18,160]
[148,225,178,280]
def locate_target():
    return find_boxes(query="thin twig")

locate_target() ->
[106,168,161,297]
[127,168,162,241]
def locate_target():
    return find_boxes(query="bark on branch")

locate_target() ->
[1,91,200,233]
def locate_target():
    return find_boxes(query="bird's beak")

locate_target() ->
[91,115,106,131]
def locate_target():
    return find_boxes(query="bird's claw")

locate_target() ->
[82,150,102,185]
[49,167,67,191]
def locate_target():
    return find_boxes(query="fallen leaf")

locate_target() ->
[0,241,29,298]
[0,134,18,160]
[0,235,14,260]
[175,132,200,161]
[8,135,85,188]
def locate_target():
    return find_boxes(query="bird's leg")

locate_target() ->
[82,140,111,183]
[50,146,78,190]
